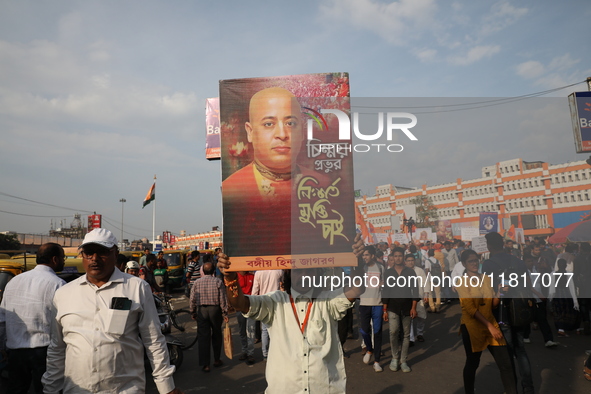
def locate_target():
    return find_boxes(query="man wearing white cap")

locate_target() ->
[42,228,183,394]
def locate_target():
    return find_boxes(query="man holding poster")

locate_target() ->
[220,73,355,271]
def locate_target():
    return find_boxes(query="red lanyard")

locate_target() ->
[290,295,314,334]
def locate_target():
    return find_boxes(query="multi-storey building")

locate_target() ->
[356,158,591,238]
[170,230,222,250]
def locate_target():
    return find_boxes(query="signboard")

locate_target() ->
[568,91,591,153]
[219,73,355,270]
[87,214,102,232]
[393,233,410,244]
[460,227,480,242]
[412,228,432,241]
[479,212,499,234]
[205,98,221,160]
[471,236,489,254]
[514,228,525,244]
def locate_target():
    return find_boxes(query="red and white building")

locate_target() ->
[356,158,591,238]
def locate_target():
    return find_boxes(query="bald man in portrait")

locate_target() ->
[222,87,325,257]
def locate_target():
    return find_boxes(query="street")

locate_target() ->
[150,295,591,394]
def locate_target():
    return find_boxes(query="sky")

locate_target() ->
[1,0,590,241]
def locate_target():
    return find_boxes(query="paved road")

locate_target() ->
[149,295,591,394]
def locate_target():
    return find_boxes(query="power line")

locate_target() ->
[351,80,585,113]
[0,209,72,218]
[0,191,93,213]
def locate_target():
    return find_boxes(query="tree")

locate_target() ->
[0,233,21,250]
[409,195,439,228]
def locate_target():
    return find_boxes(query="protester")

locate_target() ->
[482,232,534,394]
[251,269,283,359]
[456,249,517,394]
[359,245,385,372]
[190,262,228,372]
[216,235,365,393]
[237,270,256,364]
[382,247,418,373]
[42,228,182,394]
[404,253,428,344]
[424,249,443,313]
[0,243,66,394]
[522,254,558,347]
[549,258,580,336]
[574,242,591,335]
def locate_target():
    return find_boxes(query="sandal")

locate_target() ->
[213,360,224,367]
[202,365,210,372]
[584,365,591,381]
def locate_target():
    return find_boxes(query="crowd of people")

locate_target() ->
[1,227,590,393]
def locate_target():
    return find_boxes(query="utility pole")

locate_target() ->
[119,198,126,247]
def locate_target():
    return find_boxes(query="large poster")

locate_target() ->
[220,73,355,270]
[479,212,499,234]
[435,219,453,242]
[205,98,221,160]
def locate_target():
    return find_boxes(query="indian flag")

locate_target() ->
[142,183,155,208]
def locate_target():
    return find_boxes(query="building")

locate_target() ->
[169,230,222,250]
[356,158,591,239]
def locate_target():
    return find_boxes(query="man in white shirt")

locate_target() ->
[42,228,183,394]
[0,243,66,394]
[217,236,366,393]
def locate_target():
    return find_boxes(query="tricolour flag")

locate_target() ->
[143,183,155,208]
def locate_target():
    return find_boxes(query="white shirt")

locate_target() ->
[412,266,429,298]
[0,264,65,350]
[252,269,283,295]
[245,289,353,394]
[443,249,459,273]
[42,268,175,394]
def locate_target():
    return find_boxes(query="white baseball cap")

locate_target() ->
[125,261,140,270]
[80,228,118,249]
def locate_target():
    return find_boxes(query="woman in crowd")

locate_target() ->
[455,249,517,394]
[549,258,579,336]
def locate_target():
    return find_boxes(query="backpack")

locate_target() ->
[428,257,442,278]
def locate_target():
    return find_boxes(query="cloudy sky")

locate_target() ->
[1,0,590,241]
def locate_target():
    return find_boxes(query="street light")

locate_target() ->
[119,198,126,247]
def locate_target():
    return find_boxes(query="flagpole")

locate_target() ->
[152,174,156,248]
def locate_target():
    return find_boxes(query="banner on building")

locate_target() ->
[219,73,355,270]
[568,91,591,153]
[87,214,102,232]
[205,98,221,160]
[479,212,499,234]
